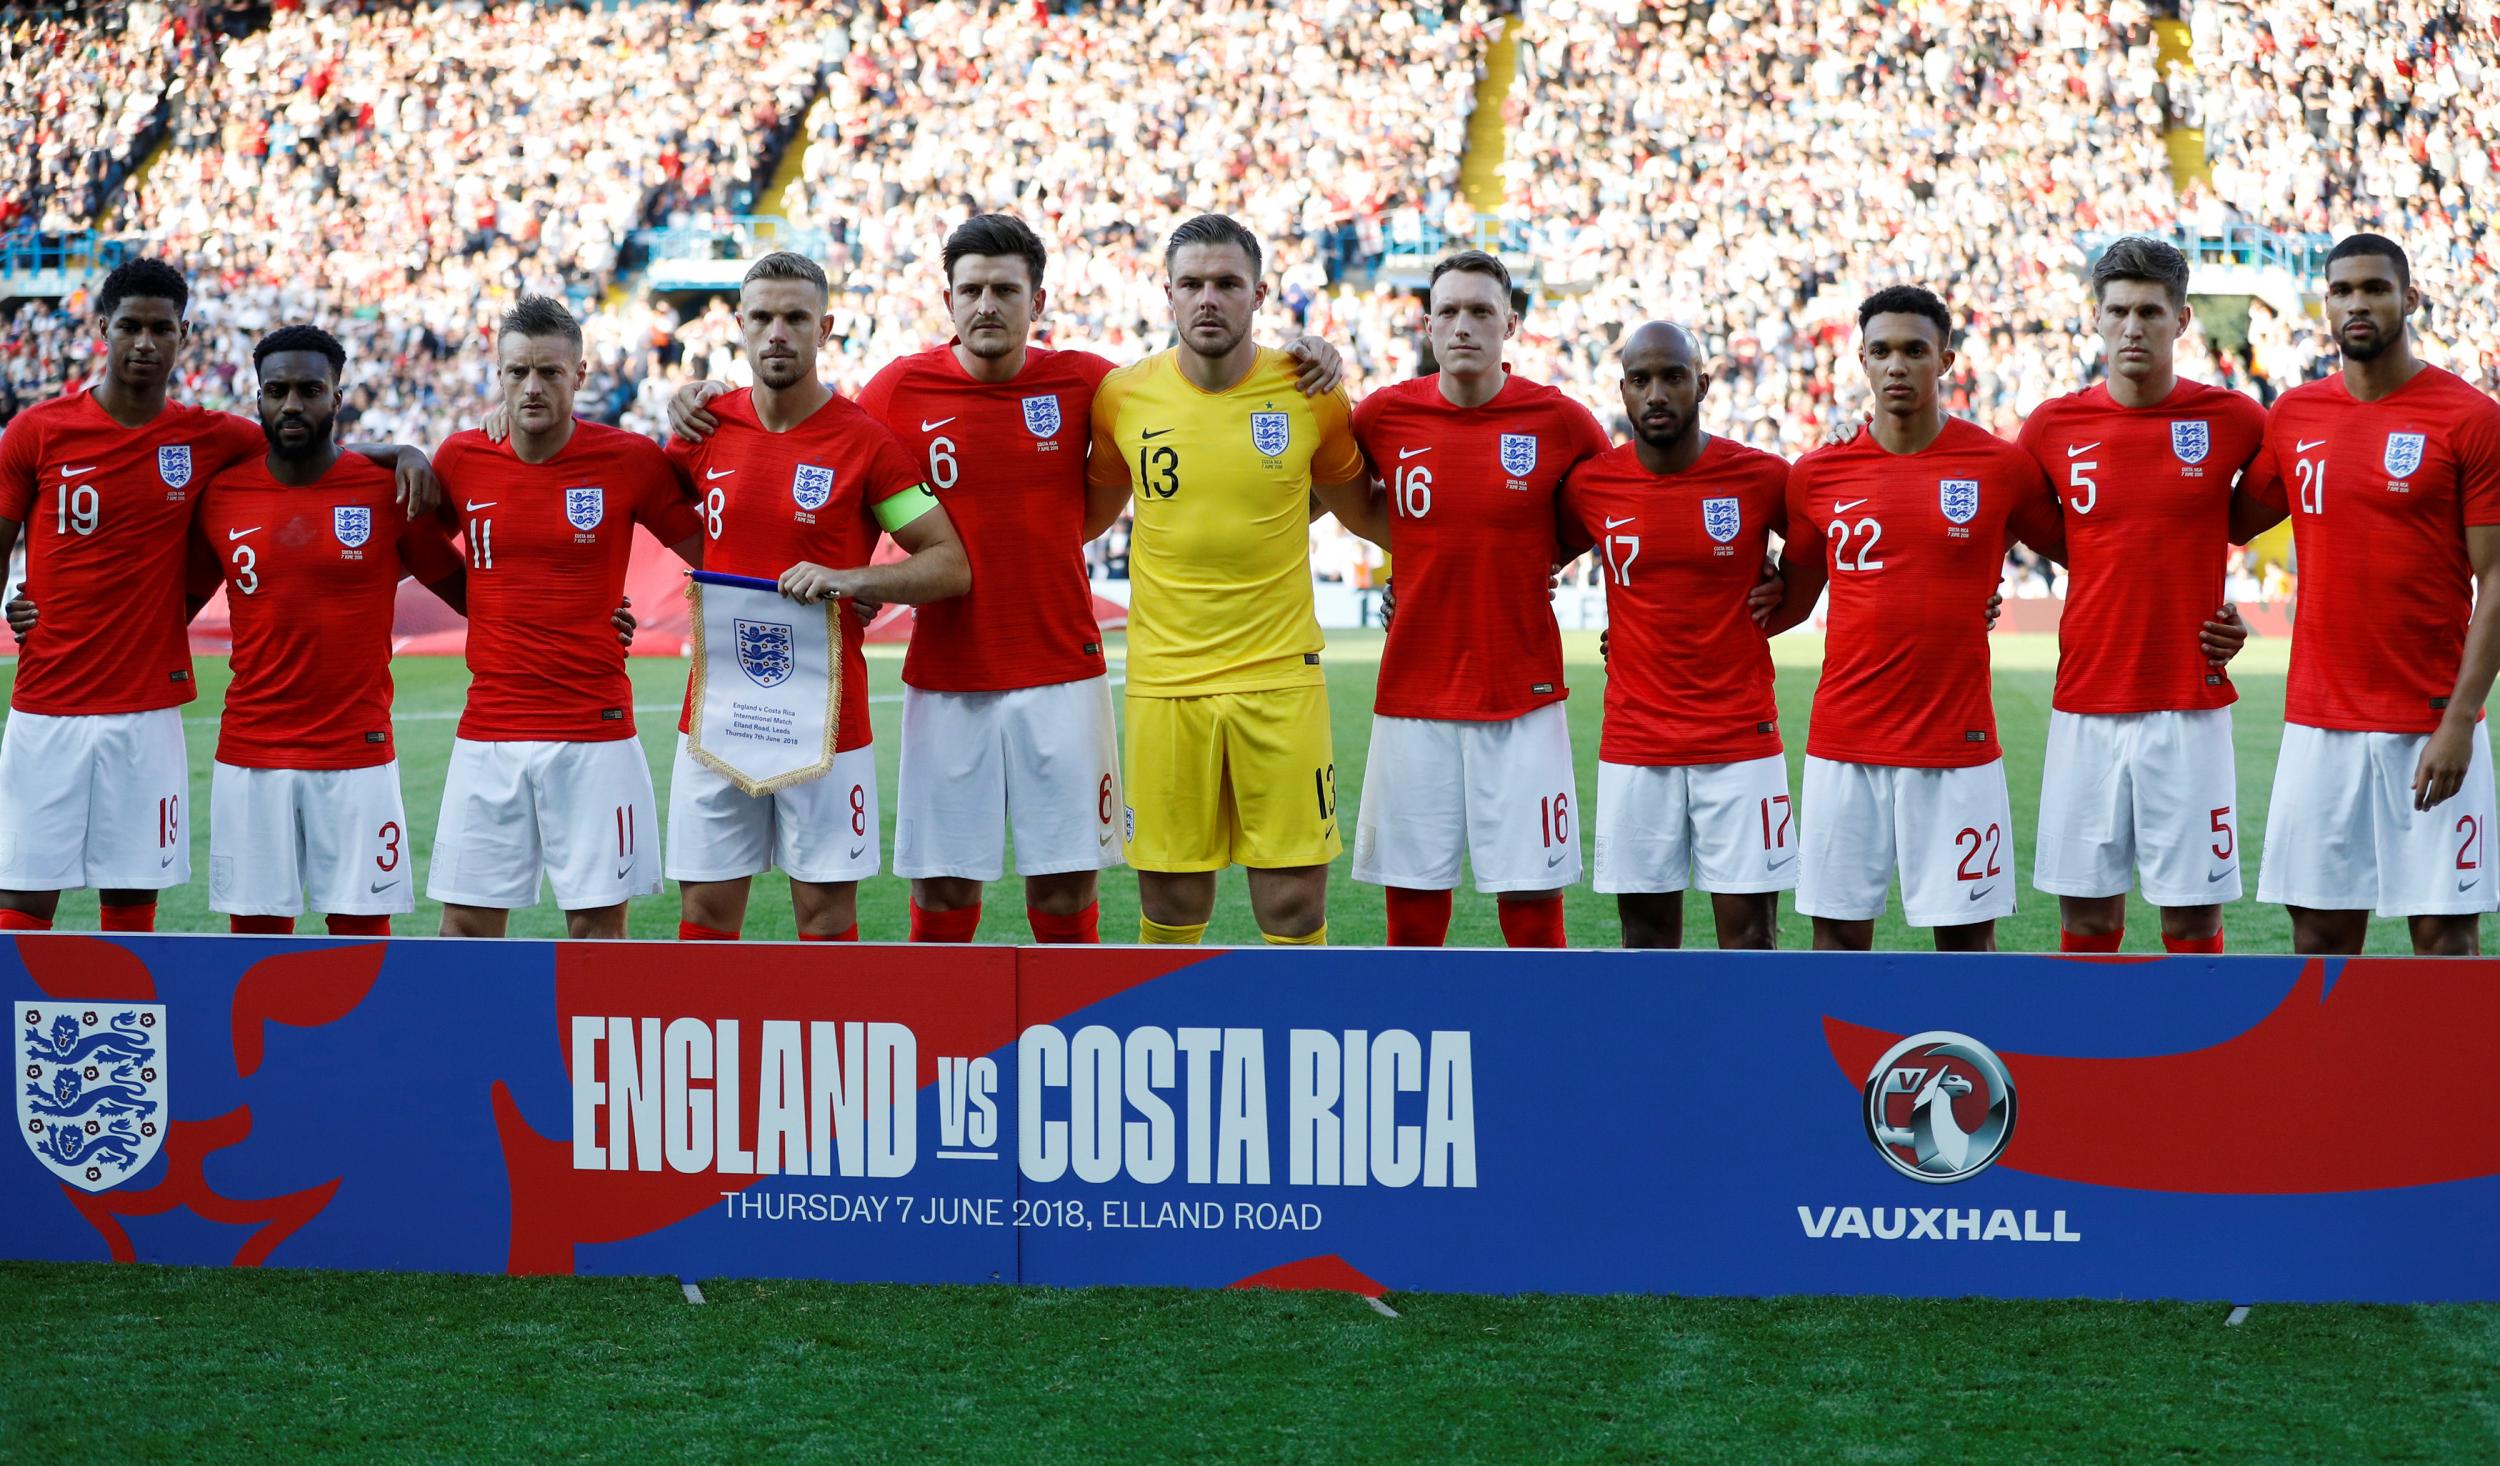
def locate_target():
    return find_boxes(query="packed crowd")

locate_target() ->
[0,2,222,238]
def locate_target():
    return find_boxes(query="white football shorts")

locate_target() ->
[0,707,189,891]
[209,760,414,917]
[667,735,880,885]
[1351,703,1581,893]
[1797,756,2017,927]
[1593,754,1797,895]
[2257,721,2500,918]
[427,737,662,910]
[894,676,1121,882]
[2034,708,2242,907]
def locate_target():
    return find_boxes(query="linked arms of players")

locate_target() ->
[779,502,970,609]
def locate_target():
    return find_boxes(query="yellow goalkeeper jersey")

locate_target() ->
[1088,347,1363,696]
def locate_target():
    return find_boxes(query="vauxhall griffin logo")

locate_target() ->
[1862,1030,2015,1183]
[19,1003,167,1191]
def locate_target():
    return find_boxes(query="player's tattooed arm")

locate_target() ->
[780,503,970,607]
[2417,524,2500,810]
[669,380,731,440]
[1281,337,1344,397]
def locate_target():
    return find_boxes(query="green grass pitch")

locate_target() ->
[0,628,2479,951]
[6,633,2497,1456]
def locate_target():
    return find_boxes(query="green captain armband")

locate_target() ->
[874,483,942,533]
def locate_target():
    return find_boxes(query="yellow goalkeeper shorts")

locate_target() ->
[1123,685,1341,872]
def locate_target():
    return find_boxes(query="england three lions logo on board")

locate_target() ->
[1022,395,1062,439]
[791,464,834,512]
[2386,432,2427,479]
[158,445,191,489]
[333,506,372,549]
[18,1003,167,1192]
[2171,420,2210,466]
[1938,479,1980,526]
[1862,1030,2015,1183]
[1702,496,1741,544]
[1250,412,1290,458]
[1499,434,1538,479]
[565,487,605,532]
[735,619,794,689]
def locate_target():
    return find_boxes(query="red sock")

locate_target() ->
[909,901,982,943]
[324,913,390,937]
[2060,927,2124,953]
[0,909,53,932]
[229,915,296,935]
[1496,894,1566,949]
[1384,887,1453,947]
[678,919,740,941]
[99,902,157,933]
[800,925,858,942]
[2163,929,2225,954]
[1027,902,1099,944]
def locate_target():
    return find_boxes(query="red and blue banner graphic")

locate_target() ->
[5,934,2493,1302]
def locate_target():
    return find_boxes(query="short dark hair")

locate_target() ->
[499,293,583,350]
[2326,232,2412,292]
[252,324,346,379]
[96,258,189,320]
[943,213,1048,289]
[1164,213,1263,279]
[742,250,829,297]
[1428,249,1513,300]
[2091,236,2191,308]
[1857,285,1953,345]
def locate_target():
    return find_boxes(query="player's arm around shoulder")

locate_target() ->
[1763,457,1829,633]
[1308,384,1388,546]
[1082,368,1137,540]
[2003,443,2066,564]
[0,406,41,555]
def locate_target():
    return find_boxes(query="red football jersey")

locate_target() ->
[2249,365,2500,734]
[0,390,261,714]
[2017,380,2267,714]
[858,344,1115,693]
[1559,436,1790,765]
[434,423,699,742]
[665,388,930,751]
[1787,416,2060,767]
[1352,373,1610,720]
[192,454,462,769]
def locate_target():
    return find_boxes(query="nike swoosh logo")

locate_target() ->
[614,863,634,881]
[370,877,401,893]
[1141,428,1176,440]
[2461,876,2482,892]
[1967,884,1996,902]
[227,527,259,540]
[1603,515,1635,529]
[1766,853,1796,872]
[1835,497,1869,513]
[920,418,956,432]
[1399,446,1432,459]
[58,465,96,479]
[1546,852,1567,868]
[159,853,175,869]
[705,469,736,480]
[2066,442,2100,457]
[464,500,497,512]
[849,843,868,860]
[2208,868,2234,883]
[1098,832,1114,848]
[2296,439,2327,454]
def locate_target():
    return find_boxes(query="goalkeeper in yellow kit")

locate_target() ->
[1086,214,1387,945]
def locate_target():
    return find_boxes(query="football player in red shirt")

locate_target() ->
[1559,322,1795,949]
[1347,250,1608,948]
[0,259,437,935]
[2240,234,2500,955]
[2016,237,2264,955]
[661,252,968,944]
[427,296,704,940]
[1769,287,2064,952]
[187,325,467,936]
